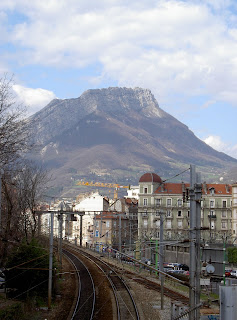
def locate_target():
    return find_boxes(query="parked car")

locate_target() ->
[230,270,237,277]
[225,269,232,277]
[178,264,189,271]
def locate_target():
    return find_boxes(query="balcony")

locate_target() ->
[208,215,217,219]
[155,203,162,207]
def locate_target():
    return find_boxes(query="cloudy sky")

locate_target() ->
[1,0,237,158]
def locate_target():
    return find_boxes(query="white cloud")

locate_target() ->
[0,0,236,108]
[12,84,56,115]
[204,135,237,159]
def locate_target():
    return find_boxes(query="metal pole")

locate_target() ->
[94,213,96,250]
[195,172,202,320]
[59,213,63,273]
[160,211,164,310]
[80,213,83,246]
[119,214,122,253]
[223,237,226,286]
[189,165,196,320]
[155,239,158,276]
[67,215,70,240]
[48,212,54,310]
[100,212,102,238]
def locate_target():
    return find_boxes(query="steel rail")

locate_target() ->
[63,249,95,320]
[67,246,140,320]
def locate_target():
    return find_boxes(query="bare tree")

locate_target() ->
[16,161,50,240]
[0,161,50,264]
[0,75,31,166]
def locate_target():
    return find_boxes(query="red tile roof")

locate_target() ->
[154,183,232,195]
[139,173,162,183]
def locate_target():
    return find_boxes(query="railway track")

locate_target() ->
[65,245,140,320]
[63,249,96,320]
[107,260,190,305]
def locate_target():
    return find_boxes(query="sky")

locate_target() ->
[1,0,237,158]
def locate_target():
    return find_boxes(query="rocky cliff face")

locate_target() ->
[29,87,237,194]
[31,87,166,144]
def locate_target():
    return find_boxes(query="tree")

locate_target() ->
[16,161,50,240]
[0,75,31,166]
[5,238,52,299]
[227,247,237,264]
[0,160,50,265]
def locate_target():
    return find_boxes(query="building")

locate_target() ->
[90,211,132,252]
[73,192,109,245]
[138,172,233,244]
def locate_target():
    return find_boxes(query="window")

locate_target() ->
[155,198,161,206]
[177,199,182,207]
[211,221,215,229]
[156,220,160,227]
[95,230,99,237]
[167,210,172,217]
[187,210,190,217]
[155,231,160,238]
[222,221,227,229]
[210,188,215,195]
[144,187,148,194]
[155,211,160,217]
[210,200,215,208]
[166,220,172,229]
[106,221,110,227]
[178,219,183,228]
[106,232,109,238]
[142,210,148,217]
[143,219,148,227]
[223,200,227,208]
[178,210,182,217]
[167,198,172,207]
[143,198,148,206]
[222,211,227,218]
[210,210,215,217]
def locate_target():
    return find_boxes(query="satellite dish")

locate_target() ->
[206,264,215,274]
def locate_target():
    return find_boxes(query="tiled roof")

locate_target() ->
[154,183,232,195]
[139,173,162,183]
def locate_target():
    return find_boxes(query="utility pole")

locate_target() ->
[79,212,85,246]
[159,210,165,310]
[189,165,196,320]
[195,173,202,320]
[119,214,122,253]
[59,212,63,273]
[189,165,202,320]
[48,212,54,310]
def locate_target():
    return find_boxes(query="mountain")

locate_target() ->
[29,87,237,196]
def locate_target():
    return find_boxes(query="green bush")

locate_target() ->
[0,303,24,320]
[5,238,54,299]
[227,247,237,264]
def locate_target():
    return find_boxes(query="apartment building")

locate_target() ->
[90,211,132,251]
[138,172,233,243]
